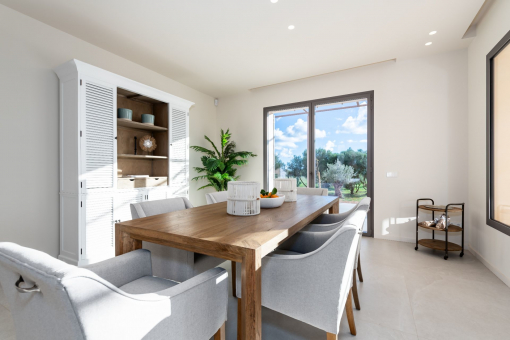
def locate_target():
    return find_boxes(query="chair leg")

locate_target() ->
[357,253,363,282]
[352,269,361,310]
[326,332,338,339]
[214,322,225,340]
[345,288,357,335]
[232,260,237,297]
[237,298,242,340]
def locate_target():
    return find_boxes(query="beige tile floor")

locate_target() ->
[1,238,509,339]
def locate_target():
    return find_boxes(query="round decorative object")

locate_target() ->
[139,135,157,152]
[274,178,297,202]
[227,181,260,216]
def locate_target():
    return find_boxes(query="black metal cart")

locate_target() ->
[415,198,465,260]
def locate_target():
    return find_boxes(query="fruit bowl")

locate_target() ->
[260,195,285,209]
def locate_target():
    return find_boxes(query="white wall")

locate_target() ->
[0,4,217,257]
[217,49,469,244]
[468,0,510,287]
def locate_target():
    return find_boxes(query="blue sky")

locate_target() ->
[274,101,368,163]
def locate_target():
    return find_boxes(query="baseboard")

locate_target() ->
[469,244,510,288]
[58,254,78,266]
[374,235,415,243]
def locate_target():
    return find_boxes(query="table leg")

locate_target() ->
[241,248,261,340]
[115,226,142,256]
[329,202,339,214]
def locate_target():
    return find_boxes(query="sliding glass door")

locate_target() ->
[264,92,374,236]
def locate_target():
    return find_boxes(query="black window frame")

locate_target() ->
[263,91,374,237]
[486,29,510,236]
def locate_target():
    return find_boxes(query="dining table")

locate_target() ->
[115,194,340,340]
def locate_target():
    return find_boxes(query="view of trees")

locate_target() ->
[275,147,367,197]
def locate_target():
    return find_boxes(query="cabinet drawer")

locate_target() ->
[117,177,167,189]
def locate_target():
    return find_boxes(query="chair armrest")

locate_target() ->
[156,267,229,339]
[84,249,152,288]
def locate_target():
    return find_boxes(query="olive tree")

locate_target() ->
[322,160,354,198]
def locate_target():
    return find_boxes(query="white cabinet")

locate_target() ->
[115,189,145,224]
[114,187,169,224]
[82,191,115,264]
[55,60,193,266]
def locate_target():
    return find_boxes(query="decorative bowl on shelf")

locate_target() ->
[260,195,285,209]
[117,108,133,120]
[141,114,155,125]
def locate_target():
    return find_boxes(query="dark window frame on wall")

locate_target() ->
[263,91,374,237]
[486,29,510,236]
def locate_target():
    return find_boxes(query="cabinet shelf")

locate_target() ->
[117,119,167,131]
[118,154,168,160]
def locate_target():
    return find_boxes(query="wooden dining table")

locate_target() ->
[115,194,340,340]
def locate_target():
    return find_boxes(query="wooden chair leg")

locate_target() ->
[357,253,363,282]
[352,269,361,310]
[345,288,357,335]
[326,332,338,339]
[214,322,226,340]
[237,298,242,340]
[231,260,237,297]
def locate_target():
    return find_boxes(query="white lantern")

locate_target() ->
[227,181,261,216]
[274,178,297,202]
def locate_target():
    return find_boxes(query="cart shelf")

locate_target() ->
[415,198,465,260]
[418,239,462,252]
[418,224,462,232]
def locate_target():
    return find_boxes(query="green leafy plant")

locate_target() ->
[190,129,256,191]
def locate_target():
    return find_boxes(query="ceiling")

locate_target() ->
[0,0,485,97]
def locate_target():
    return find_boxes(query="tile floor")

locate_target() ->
[1,238,509,339]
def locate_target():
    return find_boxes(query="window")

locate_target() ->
[487,30,510,236]
[264,92,374,235]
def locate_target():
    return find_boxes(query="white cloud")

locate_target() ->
[360,139,367,142]
[325,140,336,151]
[278,148,293,159]
[339,106,367,134]
[286,118,307,135]
[336,118,343,121]
[275,119,308,150]
[335,130,340,134]
[315,129,326,138]
[347,139,354,143]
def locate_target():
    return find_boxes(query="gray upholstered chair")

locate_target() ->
[293,197,371,311]
[130,197,225,282]
[296,187,329,196]
[205,191,228,204]
[235,208,367,339]
[0,243,228,340]
[305,197,371,232]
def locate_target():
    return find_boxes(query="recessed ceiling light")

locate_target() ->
[271,0,278,3]
[288,25,295,30]
[425,42,432,46]
[429,31,437,35]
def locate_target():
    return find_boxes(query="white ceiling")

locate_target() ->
[1,0,484,97]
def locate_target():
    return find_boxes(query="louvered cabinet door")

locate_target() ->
[115,189,145,223]
[147,187,169,201]
[169,106,189,198]
[83,192,114,263]
[80,79,116,190]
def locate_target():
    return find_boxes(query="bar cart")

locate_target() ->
[415,198,465,260]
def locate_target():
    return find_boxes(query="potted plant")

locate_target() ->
[190,129,256,191]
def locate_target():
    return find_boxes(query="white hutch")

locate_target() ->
[55,60,193,266]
